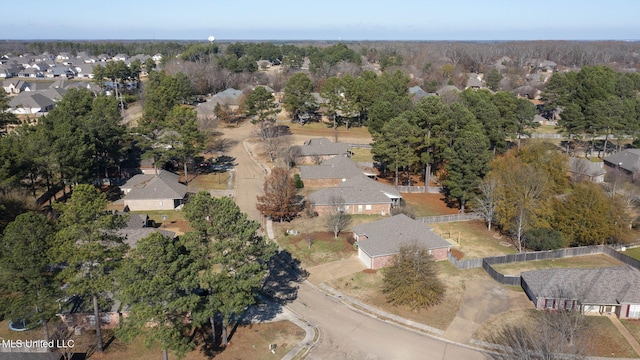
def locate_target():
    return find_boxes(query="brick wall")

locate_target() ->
[313,202,391,216]
[371,255,394,269]
[430,247,449,261]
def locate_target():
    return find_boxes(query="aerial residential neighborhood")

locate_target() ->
[3,9,640,359]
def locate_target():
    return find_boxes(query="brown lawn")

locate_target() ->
[622,319,640,344]
[328,263,488,331]
[401,192,459,217]
[474,310,638,358]
[187,171,229,190]
[490,254,625,276]
[277,230,357,267]
[0,320,303,360]
[285,121,373,141]
[429,220,516,259]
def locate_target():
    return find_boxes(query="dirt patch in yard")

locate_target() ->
[491,254,625,275]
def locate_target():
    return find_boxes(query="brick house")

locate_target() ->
[521,266,640,319]
[293,138,351,164]
[603,148,640,180]
[353,214,452,269]
[121,170,187,211]
[308,175,401,216]
[300,156,374,187]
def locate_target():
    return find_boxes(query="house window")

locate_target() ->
[358,205,363,213]
[629,305,640,319]
[544,298,555,309]
[564,300,576,310]
[365,204,372,210]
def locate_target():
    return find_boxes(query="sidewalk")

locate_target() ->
[607,315,640,357]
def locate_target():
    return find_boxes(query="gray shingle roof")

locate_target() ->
[309,175,401,205]
[521,266,640,304]
[295,138,350,157]
[568,157,606,177]
[300,156,365,180]
[8,92,55,109]
[354,214,451,258]
[123,170,187,201]
[603,149,640,173]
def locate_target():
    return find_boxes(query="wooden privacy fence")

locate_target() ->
[419,212,481,224]
[447,244,640,285]
[396,185,442,193]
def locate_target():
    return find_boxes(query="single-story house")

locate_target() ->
[2,79,30,93]
[122,170,187,211]
[353,214,452,269]
[117,213,176,248]
[603,149,640,178]
[308,175,402,216]
[408,85,430,100]
[568,157,606,183]
[521,266,640,319]
[465,73,484,89]
[8,92,56,114]
[293,138,351,164]
[300,156,374,187]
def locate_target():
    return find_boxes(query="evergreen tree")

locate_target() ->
[382,244,445,310]
[0,212,58,343]
[116,232,198,360]
[283,72,316,121]
[53,184,128,353]
[182,192,276,348]
[442,121,492,211]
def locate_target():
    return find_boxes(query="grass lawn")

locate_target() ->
[131,210,191,235]
[475,311,638,358]
[532,124,559,134]
[277,230,356,267]
[429,220,516,259]
[623,247,640,261]
[402,193,459,217]
[490,254,624,276]
[188,171,229,190]
[350,148,373,162]
[327,263,486,331]
[622,319,640,344]
[285,121,372,141]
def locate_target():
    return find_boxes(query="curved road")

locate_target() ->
[221,124,487,360]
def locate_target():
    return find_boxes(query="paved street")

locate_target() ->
[290,282,486,360]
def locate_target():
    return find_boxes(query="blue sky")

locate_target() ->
[3,0,639,41]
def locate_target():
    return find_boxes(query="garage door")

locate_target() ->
[358,248,371,269]
[629,305,640,318]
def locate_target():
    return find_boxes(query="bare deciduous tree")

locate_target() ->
[487,309,589,360]
[324,196,352,238]
[473,176,499,231]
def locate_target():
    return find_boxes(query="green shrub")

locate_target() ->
[294,173,304,189]
[525,228,566,251]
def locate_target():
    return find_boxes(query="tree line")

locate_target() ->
[543,65,640,155]
[0,186,275,359]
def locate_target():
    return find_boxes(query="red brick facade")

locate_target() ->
[313,202,391,217]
